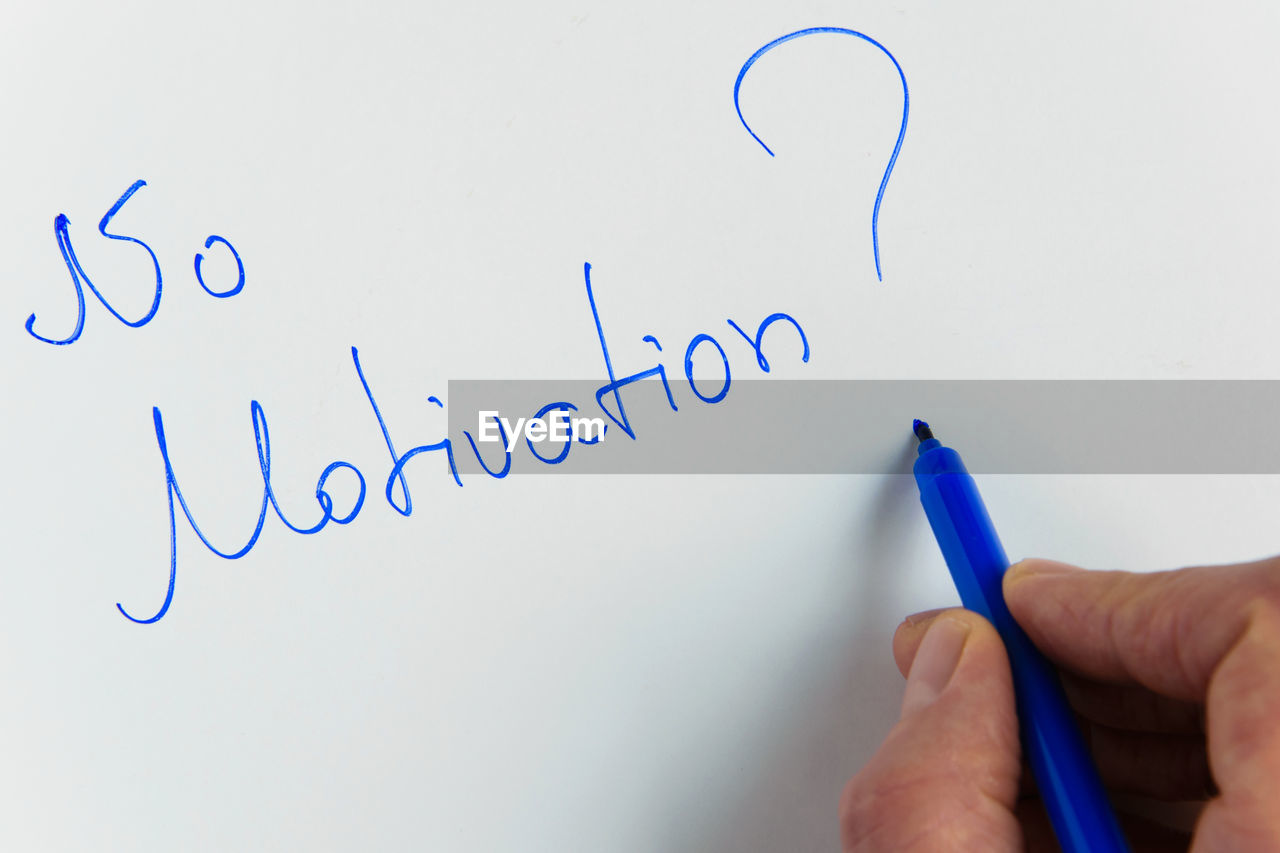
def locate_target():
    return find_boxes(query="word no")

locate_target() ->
[24,179,245,345]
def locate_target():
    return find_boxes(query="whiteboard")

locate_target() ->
[5,2,1280,850]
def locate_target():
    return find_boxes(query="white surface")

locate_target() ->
[4,2,1279,850]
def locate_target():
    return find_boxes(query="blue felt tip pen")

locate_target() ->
[911,419,1130,853]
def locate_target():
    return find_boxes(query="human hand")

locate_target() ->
[838,556,1280,851]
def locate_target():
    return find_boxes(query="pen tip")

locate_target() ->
[912,419,934,442]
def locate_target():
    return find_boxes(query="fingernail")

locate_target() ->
[900,617,970,717]
[903,608,944,628]
[1006,558,1080,584]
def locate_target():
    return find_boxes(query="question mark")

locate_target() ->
[734,27,909,281]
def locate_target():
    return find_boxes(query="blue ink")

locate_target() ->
[726,313,810,372]
[27,181,161,344]
[573,402,604,446]
[462,419,513,478]
[684,333,731,404]
[355,357,461,501]
[194,235,245,298]
[587,263,678,439]
[385,434,463,493]
[252,401,352,535]
[733,28,909,280]
[640,334,678,412]
[118,402,365,624]
[527,402,578,464]
[26,180,246,344]
[116,256,813,622]
[25,215,89,345]
[316,462,367,525]
[98,180,164,320]
[352,346,415,515]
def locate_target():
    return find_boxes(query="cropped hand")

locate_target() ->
[838,556,1280,851]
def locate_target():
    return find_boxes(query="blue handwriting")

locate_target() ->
[734,28,909,280]
[119,263,808,623]
[25,180,244,345]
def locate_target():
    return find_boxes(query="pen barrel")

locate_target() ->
[914,447,1130,853]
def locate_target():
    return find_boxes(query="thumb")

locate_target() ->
[839,610,1024,852]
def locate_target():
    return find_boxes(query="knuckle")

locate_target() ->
[837,753,982,850]
[1111,567,1267,696]
[837,773,880,844]
[838,769,920,849]
[1247,557,1280,611]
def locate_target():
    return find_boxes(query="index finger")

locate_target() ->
[1005,555,1280,845]
[1003,556,1280,702]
